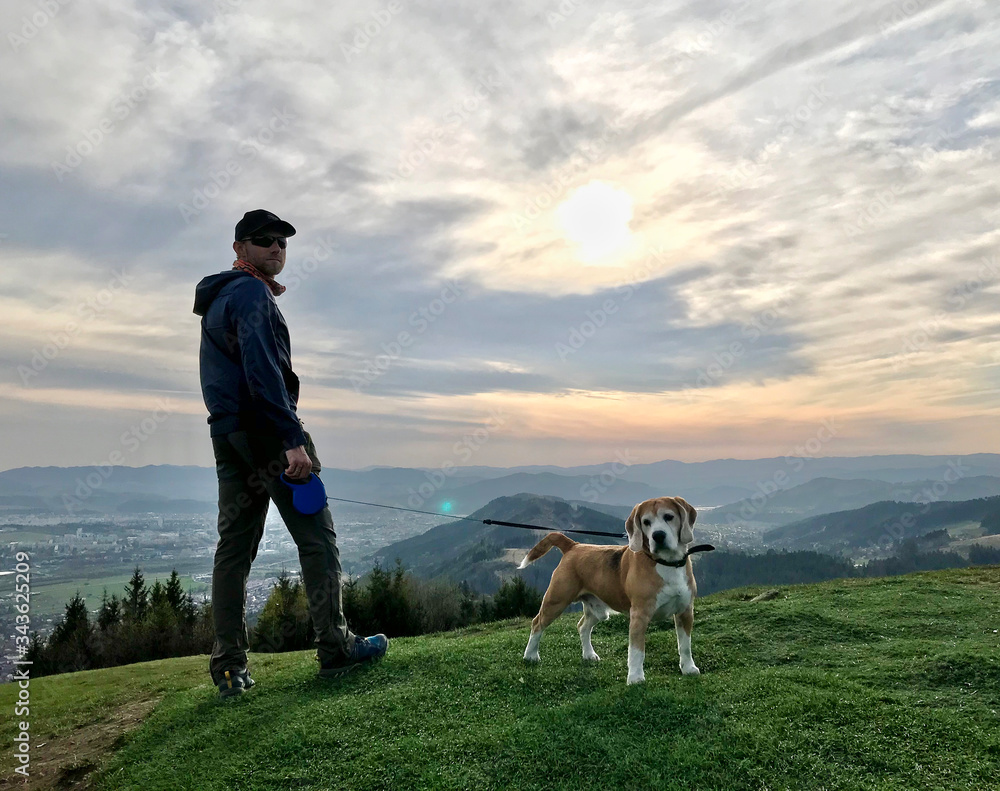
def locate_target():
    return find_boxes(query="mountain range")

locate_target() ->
[762,495,1000,552]
[5,453,1000,518]
[706,475,1000,526]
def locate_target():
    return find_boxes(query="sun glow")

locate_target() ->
[557,181,634,262]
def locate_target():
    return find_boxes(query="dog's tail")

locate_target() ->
[517,532,577,569]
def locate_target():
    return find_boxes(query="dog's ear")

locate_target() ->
[675,496,696,545]
[625,503,644,553]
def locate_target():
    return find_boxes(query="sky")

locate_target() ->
[2,0,999,473]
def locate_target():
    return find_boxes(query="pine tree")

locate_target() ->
[165,570,186,615]
[458,580,479,627]
[24,632,49,676]
[148,583,179,658]
[94,588,124,669]
[179,591,199,626]
[49,592,94,673]
[150,579,167,608]
[97,588,122,631]
[123,566,149,623]
[50,592,91,644]
[252,569,313,653]
[342,575,365,634]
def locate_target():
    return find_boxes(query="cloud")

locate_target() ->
[2,0,1000,469]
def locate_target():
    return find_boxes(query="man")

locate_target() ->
[193,209,387,698]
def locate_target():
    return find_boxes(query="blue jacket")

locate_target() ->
[193,270,307,450]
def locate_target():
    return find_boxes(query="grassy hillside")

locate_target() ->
[2,567,998,790]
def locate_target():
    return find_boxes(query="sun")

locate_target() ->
[557,181,634,263]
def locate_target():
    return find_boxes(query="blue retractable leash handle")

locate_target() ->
[279,472,328,515]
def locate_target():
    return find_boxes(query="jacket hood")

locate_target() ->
[193,270,251,316]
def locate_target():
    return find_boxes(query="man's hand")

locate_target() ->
[284,446,312,480]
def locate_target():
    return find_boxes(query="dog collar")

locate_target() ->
[653,544,716,567]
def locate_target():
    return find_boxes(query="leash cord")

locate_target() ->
[324,495,715,555]
[325,495,626,539]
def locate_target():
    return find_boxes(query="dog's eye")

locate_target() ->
[665,514,674,521]
[643,519,650,527]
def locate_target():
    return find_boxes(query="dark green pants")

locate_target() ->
[209,426,353,684]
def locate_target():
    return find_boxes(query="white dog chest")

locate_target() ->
[653,565,693,617]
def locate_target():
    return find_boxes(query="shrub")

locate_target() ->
[493,576,542,620]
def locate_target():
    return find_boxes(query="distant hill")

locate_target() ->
[371,493,624,593]
[0,491,208,516]
[0,464,219,500]
[690,484,757,506]
[324,466,492,505]
[763,495,1000,552]
[7,453,1000,517]
[612,453,1000,495]
[710,476,1000,526]
[436,472,659,510]
[565,500,632,520]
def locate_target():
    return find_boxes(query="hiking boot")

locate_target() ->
[318,634,388,678]
[217,666,255,699]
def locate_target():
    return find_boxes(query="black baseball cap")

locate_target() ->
[235,209,296,241]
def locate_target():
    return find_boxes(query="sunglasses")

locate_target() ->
[243,235,287,249]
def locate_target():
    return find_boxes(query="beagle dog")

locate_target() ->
[518,496,706,685]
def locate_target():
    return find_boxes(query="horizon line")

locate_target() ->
[2,450,999,476]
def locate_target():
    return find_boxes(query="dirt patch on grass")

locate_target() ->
[0,696,161,791]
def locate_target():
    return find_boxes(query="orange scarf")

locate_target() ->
[232,259,286,296]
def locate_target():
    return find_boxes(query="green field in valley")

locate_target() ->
[20,573,211,623]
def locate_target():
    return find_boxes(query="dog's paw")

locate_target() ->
[582,651,600,662]
[680,663,700,676]
[626,673,646,685]
[523,654,540,663]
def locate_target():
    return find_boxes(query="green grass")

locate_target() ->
[0,530,53,543]
[3,568,999,790]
